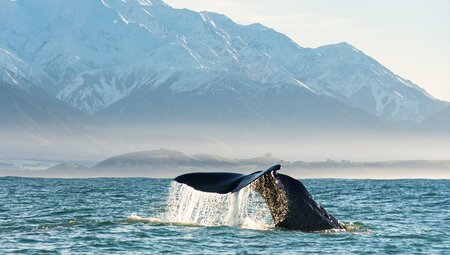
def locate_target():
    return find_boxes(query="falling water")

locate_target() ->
[164,182,274,229]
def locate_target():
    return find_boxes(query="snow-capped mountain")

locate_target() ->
[0,47,95,155]
[0,45,86,126]
[289,42,443,124]
[0,0,446,127]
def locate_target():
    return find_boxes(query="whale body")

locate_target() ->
[174,164,345,232]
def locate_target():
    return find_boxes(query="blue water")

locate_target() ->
[1,177,449,254]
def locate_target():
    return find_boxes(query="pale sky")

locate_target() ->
[165,0,450,101]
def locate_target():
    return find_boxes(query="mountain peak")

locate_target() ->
[334,41,353,47]
[0,0,444,128]
[247,22,271,31]
[321,42,362,54]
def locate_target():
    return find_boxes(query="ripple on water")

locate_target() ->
[0,178,449,254]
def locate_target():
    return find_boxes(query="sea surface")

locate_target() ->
[0,177,449,254]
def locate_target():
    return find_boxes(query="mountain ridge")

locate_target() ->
[0,0,446,130]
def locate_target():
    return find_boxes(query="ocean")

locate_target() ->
[1,177,449,254]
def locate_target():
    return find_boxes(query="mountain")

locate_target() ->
[0,0,445,130]
[99,75,386,131]
[0,47,103,158]
[291,42,444,125]
[413,106,450,134]
[0,49,90,136]
[94,149,239,170]
[48,163,88,170]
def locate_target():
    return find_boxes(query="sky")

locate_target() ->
[165,0,450,101]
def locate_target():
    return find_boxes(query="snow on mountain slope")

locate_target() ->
[0,47,37,92]
[0,0,445,125]
[0,45,92,138]
[99,72,387,132]
[0,74,91,139]
[0,0,159,92]
[289,42,442,123]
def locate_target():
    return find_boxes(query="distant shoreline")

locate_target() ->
[1,149,449,179]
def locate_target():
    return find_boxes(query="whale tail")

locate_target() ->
[174,164,281,194]
[174,164,345,232]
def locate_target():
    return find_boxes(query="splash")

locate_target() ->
[162,181,273,230]
[128,213,163,224]
[343,222,371,233]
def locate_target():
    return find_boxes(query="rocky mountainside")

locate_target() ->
[0,0,446,131]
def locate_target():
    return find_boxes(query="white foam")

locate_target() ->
[127,213,162,223]
[163,182,273,230]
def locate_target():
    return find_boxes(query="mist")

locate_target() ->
[1,123,449,179]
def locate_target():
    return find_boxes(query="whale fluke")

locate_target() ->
[174,164,345,232]
[174,164,281,194]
